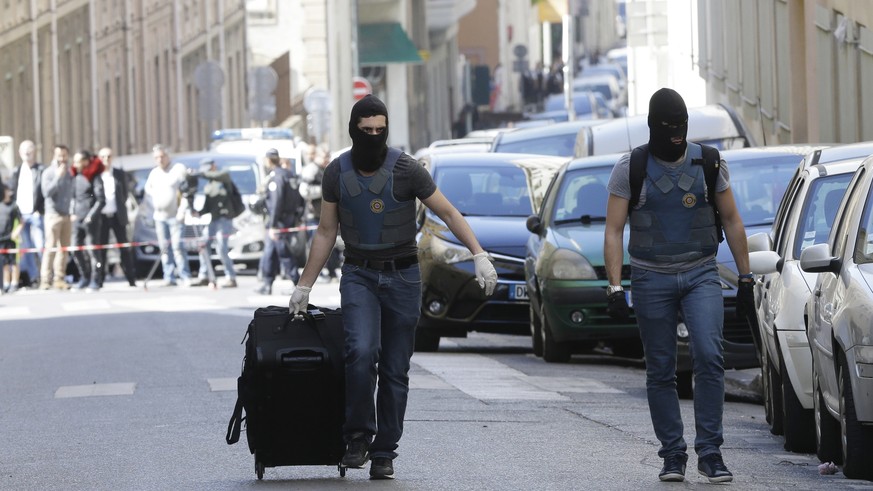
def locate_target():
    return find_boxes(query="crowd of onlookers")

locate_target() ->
[1,141,137,294]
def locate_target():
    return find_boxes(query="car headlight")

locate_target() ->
[430,236,474,264]
[545,249,597,280]
[854,346,873,364]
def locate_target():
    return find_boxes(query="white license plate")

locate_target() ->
[509,284,529,300]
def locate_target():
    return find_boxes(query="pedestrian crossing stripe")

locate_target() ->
[54,382,136,398]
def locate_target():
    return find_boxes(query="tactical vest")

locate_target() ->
[337,148,416,250]
[627,143,719,262]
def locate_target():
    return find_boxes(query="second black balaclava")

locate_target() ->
[647,88,688,162]
[348,94,389,172]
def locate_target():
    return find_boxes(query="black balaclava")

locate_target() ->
[647,88,688,162]
[348,94,389,172]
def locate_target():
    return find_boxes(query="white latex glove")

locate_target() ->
[473,252,498,296]
[288,285,312,314]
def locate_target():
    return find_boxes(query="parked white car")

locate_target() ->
[799,152,873,480]
[748,142,873,453]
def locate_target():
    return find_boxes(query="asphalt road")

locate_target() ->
[0,275,869,490]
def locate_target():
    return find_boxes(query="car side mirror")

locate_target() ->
[749,250,782,274]
[526,215,543,234]
[747,232,772,253]
[799,243,841,274]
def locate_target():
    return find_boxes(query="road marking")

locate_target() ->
[0,306,31,320]
[113,295,221,312]
[207,377,237,392]
[412,353,569,401]
[55,382,136,398]
[62,299,112,312]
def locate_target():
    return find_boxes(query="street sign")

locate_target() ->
[352,76,372,101]
[247,66,279,122]
[193,61,224,121]
[304,88,332,144]
[513,44,528,58]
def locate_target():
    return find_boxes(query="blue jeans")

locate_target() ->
[197,216,236,280]
[154,217,191,282]
[18,212,44,283]
[339,262,421,460]
[631,259,725,459]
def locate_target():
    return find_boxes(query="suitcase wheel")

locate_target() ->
[338,464,346,477]
[255,458,265,480]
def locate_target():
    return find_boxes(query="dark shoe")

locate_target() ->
[659,454,687,482]
[191,277,210,287]
[341,438,369,468]
[697,453,733,483]
[369,457,394,480]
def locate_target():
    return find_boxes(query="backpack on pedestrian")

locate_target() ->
[228,180,245,218]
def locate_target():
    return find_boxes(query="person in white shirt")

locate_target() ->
[10,140,45,287]
[144,144,191,287]
[95,147,137,287]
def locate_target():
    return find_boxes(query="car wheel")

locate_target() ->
[541,316,570,363]
[779,355,815,452]
[413,330,440,352]
[530,304,543,357]
[611,338,644,358]
[814,368,842,464]
[761,346,784,435]
[838,356,873,479]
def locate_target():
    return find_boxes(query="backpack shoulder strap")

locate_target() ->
[698,143,725,243]
[628,144,649,212]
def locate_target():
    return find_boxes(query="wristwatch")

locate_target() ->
[607,285,624,296]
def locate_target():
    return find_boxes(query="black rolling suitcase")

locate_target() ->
[226,305,347,479]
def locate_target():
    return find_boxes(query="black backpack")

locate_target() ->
[228,180,245,218]
[628,143,724,243]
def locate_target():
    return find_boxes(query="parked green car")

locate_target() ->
[525,153,637,362]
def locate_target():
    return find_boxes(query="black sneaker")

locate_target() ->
[369,457,394,480]
[341,438,369,468]
[698,453,733,483]
[659,453,687,482]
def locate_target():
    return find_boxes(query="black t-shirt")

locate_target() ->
[323,150,436,261]
[0,201,21,242]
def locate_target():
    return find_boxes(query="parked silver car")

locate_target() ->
[747,142,873,453]
[799,153,873,480]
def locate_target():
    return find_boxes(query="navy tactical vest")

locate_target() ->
[337,148,416,250]
[627,143,719,262]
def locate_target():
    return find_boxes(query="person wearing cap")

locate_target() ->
[186,158,238,288]
[603,88,752,483]
[255,148,304,294]
[287,94,498,480]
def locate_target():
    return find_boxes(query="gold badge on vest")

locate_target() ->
[370,198,385,213]
[682,193,696,208]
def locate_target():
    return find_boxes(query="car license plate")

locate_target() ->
[509,284,528,300]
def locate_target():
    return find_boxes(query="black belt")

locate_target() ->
[345,255,418,271]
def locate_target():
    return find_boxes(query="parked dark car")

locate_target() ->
[414,152,565,351]
[127,152,265,276]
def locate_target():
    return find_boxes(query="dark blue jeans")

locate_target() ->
[631,259,725,459]
[339,262,421,460]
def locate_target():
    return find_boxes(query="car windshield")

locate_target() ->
[435,165,534,217]
[794,174,852,258]
[729,155,801,227]
[552,167,613,224]
[494,133,576,157]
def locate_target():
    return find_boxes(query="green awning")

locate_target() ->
[358,22,423,66]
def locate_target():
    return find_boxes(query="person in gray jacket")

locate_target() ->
[70,150,106,291]
[40,144,74,290]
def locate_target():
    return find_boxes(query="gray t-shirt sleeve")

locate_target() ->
[606,153,632,200]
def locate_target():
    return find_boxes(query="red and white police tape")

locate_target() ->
[0,223,317,254]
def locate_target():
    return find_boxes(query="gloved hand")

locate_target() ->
[736,279,755,320]
[473,252,498,296]
[288,285,312,314]
[606,291,630,320]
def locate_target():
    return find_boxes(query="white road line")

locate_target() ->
[112,295,221,312]
[412,353,569,401]
[0,306,31,320]
[55,382,136,398]
[61,299,113,312]
[207,377,237,392]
